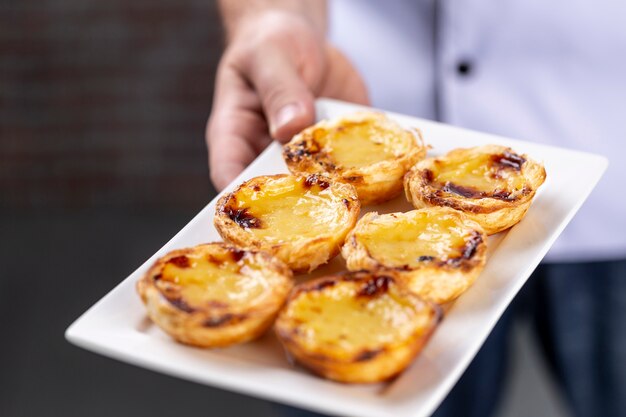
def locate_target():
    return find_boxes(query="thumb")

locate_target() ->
[245,48,316,142]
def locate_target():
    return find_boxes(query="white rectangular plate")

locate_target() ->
[66,99,607,417]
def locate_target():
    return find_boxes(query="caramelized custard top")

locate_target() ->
[283,274,435,358]
[316,120,408,169]
[222,175,356,244]
[357,210,483,268]
[284,113,419,172]
[154,245,273,312]
[427,147,528,199]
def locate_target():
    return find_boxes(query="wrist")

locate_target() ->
[232,10,324,44]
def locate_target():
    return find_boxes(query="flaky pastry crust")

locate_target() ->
[342,208,487,304]
[283,111,427,205]
[404,145,546,234]
[214,174,360,273]
[275,272,441,383]
[136,242,293,348]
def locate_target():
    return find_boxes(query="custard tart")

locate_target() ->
[136,242,293,348]
[404,145,546,234]
[283,111,426,205]
[214,174,360,273]
[342,208,487,304]
[275,272,441,383]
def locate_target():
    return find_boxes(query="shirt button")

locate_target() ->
[456,60,473,76]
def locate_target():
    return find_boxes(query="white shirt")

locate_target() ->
[329,0,626,262]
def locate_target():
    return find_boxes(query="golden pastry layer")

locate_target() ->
[136,242,293,348]
[214,174,360,273]
[275,272,441,383]
[342,208,487,304]
[283,111,427,205]
[404,145,546,234]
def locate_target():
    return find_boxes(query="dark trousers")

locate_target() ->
[276,259,626,417]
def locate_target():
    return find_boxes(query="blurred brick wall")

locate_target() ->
[0,0,222,209]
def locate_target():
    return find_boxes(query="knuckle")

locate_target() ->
[261,85,291,111]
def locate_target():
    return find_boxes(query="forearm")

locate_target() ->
[218,0,327,40]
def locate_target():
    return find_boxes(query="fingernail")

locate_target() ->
[273,103,301,133]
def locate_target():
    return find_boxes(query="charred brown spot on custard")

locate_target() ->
[444,231,484,268]
[303,174,330,190]
[442,182,517,201]
[462,231,483,260]
[227,247,246,262]
[422,192,468,211]
[204,251,225,265]
[320,160,337,171]
[166,297,195,313]
[283,145,310,162]
[357,275,392,298]
[168,255,190,268]
[491,189,514,200]
[252,184,261,192]
[421,168,435,183]
[344,175,364,184]
[422,191,505,214]
[442,182,482,199]
[354,348,383,362]
[342,198,351,209]
[491,150,526,171]
[223,206,263,229]
[302,278,337,293]
[283,137,321,162]
[202,313,246,328]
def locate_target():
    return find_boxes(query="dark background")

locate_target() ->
[0,1,270,416]
[0,1,568,416]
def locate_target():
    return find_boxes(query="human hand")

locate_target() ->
[206,11,369,190]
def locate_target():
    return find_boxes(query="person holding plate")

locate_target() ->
[206,1,626,416]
